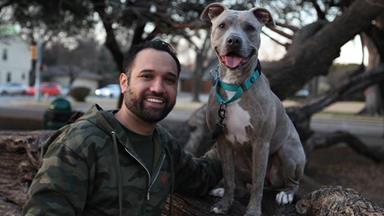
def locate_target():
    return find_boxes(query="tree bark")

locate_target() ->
[362,14,384,115]
[263,0,384,100]
[1,131,383,216]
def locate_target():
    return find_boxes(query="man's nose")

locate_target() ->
[149,79,165,93]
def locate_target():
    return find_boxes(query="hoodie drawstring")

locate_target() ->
[164,147,174,216]
[111,131,123,216]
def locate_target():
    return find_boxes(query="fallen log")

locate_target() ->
[1,131,383,216]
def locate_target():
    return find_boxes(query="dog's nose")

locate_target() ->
[226,35,242,48]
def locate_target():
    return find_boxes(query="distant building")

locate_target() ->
[179,65,215,94]
[0,36,31,85]
[43,65,102,93]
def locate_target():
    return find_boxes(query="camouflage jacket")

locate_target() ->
[23,105,222,216]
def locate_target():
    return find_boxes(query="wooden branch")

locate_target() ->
[0,0,13,11]
[309,0,327,20]
[90,0,124,71]
[261,30,290,48]
[265,0,384,99]
[269,27,294,40]
[297,186,384,215]
[1,131,384,215]
[305,131,384,162]
[276,22,300,32]
[298,64,384,118]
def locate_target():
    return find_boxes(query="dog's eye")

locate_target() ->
[245,24,255,32]
[218,23,225,29]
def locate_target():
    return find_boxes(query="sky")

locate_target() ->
[94,21,365,65]
[258,34,365,64]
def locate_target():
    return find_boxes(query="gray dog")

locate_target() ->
[201,3,306,216]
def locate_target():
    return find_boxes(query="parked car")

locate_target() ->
[0,82,28,95]
[26,82,62,96]
[95,84,121,98]
[294,89,309,97]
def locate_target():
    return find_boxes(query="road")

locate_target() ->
[0,95,383,146]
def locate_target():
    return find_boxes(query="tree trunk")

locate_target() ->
[362,14,384,115]
[192,53,203,102]
[1,131,383,216]
[263,0,384,100]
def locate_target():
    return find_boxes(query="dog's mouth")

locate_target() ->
[217,49,254,69]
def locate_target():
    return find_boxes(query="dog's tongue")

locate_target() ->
[223,56,242,69]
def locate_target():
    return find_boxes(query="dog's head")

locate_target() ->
[201,3,274,71]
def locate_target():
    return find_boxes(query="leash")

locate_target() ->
[212,61,262,139]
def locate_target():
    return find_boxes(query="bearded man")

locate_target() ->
[23,39,222,216]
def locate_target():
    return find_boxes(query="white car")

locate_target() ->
[95,84,121,98]
[0,82,28,95]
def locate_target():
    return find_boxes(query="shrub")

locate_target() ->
[69,86,90,102]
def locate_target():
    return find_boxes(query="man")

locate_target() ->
[23,39,222,216]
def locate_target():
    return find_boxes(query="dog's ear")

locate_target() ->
[201,3,227,23]
[252,8,275,28]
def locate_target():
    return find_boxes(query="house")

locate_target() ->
[0,35,31,85]
[179,65,215,94]
[42,65,103,93]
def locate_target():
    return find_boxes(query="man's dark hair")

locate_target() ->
[123,39,181,75]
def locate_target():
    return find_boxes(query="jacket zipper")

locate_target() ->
[147,154,166,199]
[124,148,166,200]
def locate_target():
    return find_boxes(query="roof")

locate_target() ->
[43,65,102,80]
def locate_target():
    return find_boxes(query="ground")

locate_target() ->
[0,131,383,215]
[303,146,384,207]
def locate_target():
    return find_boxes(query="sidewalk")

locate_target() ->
[0,94,383,138]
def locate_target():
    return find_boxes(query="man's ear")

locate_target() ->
[119,73,128,94]
[252,8,275,28]
[200,3,227,23]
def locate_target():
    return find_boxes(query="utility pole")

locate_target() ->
[34,40,43,101]
[30,40,36,86]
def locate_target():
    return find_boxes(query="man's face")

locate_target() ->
[120,48,178,123]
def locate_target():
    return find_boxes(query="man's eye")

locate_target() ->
[140,74,152,79]
[166,79,176,85]
[165,77,177,85]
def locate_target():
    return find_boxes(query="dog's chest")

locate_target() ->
[224,101,253,145]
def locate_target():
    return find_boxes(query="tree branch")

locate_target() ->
[269,27,294,40]
[309,0,327,20]
[266,0,384,99]
[90,0,124,71]
[305,131,384,162]
[299,64,384,118]
[261,30,290,48]
[276,22,300,32]
[0,0,13,12]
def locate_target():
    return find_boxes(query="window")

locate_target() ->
[21,73,25,80]
[6,72,11,82]
[2,49,7,61]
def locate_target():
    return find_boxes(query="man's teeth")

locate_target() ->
[146,98,164,103]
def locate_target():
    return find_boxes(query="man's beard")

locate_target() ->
[124,88,175,123]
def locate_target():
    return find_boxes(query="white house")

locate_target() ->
[0,36,31,85]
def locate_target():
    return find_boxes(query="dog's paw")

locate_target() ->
[209,187,225,197]
[244,208,262,216]
[275,191,294,205]
[211,206,226,214]
[211,198,232,214]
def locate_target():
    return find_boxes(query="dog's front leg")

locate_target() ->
[211,139,235,214]
[245,141,270,216]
